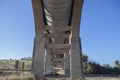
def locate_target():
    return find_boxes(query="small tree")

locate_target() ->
[82,54,88,74]
[82,54,88,63]
[114,60,120,68]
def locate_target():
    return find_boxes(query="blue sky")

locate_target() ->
[0,0,120,66]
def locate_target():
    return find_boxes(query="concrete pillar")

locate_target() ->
[70,37,85,80]
[64,50,70,77]
[31,0,46,78]
[70,0,85,79]
[32,37,45,78]
[45,49,53,74]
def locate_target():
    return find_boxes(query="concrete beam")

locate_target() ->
[52,58,64,61]
[45,33,70,38]
[45,26,72,32]
[49,44,70,49]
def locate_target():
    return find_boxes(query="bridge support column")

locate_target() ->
[45,49,53,74]
[70,37,85,80]
[31,0,46,78]
[32,37,45,78]
[64,50,70,76]
[70,0,85,79]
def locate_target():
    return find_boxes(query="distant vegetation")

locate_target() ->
[82,54,120,74]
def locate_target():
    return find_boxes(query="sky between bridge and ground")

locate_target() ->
[0,0,120,66]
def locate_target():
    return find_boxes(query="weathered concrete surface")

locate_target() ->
[70,0,84,79]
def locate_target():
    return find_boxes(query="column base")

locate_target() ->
[33,75,47,80]
[70,78,87,80]
[65,69,70,77]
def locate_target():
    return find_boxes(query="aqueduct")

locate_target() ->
[31,0,85,80]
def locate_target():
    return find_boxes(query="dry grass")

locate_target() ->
[1,74,120,80]
[0,60,32,71]
[0,75,120,80]
[0,74,35,80]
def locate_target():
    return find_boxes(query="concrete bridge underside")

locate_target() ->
[31,0,85,80]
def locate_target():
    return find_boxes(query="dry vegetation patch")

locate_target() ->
[0,74,34,80]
